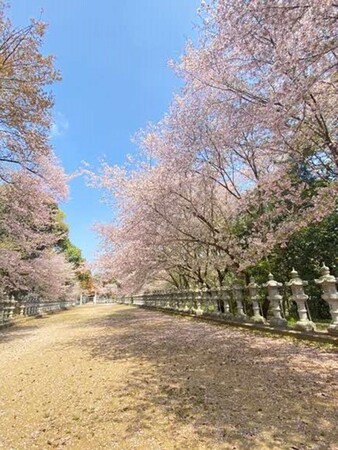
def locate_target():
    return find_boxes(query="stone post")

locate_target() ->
[80,292,83,305]
[179,290,184,311]
[286,269,315,331]
[177,289,183,311]
[189,288,196,314]
[19,302,25,316]
[93,292,97,304]
[194,288,204,316]
[169,291,174,310]
[0,297,5,326]
[175,290,179,310]
[171,290,176,310]
[156,291,160,308]
[157,291,162,308]
[139,293,145,306]
[8,295,16,319]
[37,302,44,316]
[233,284,247,321]
[181,289,188,313]
[220,287,232,318]
[264,273,287,328]
[209,289,218,316]
[164,290,170,309]
[167,291,173,310]
[315,264,338,335]
[0,299,3,326]
[161,291,165,308]
[247,277,266,324]
[201,285,209,315]
[3,296,12,321]
[3,296,9,322]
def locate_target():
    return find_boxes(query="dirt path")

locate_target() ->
[0,305,337,450]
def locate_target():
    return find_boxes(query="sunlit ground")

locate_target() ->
[0,305,337,450]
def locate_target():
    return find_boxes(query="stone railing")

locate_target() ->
[95,297,116,304]
[0,295,78,329]
[116,265,338,336]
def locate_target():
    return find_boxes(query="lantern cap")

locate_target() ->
[321,263,330,276]
[291,268,298,278]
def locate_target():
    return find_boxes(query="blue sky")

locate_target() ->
[10,0,200,260]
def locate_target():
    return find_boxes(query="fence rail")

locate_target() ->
[115,266,338,336]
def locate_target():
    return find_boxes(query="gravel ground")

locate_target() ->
[0,305,337,450]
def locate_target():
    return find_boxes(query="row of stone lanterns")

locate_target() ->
[120,264,338,335]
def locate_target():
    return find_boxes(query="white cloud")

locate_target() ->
[50,112,69,138]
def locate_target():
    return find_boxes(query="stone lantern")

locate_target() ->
[247,277,266,324]
[233,284,247,321]
[264,273,287,328]
[286,269,315,332]
[220,287,232,318]
[315,264,338,335]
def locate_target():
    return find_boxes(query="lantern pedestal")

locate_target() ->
[294,319,316,332]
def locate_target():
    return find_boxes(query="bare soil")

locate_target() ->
[0,305,337,450]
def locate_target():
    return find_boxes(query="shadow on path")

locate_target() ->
[68,306,337,449]
[0,324,39,344]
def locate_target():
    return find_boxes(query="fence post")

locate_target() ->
[286,269,315,332]
[315,264,338,335]
[264,273,287,328]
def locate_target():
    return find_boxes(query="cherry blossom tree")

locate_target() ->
[0,172,79,299]
[0,2,65,189]
[176,0,338,171]
[93,0,338,293]
[0,3,78,300]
